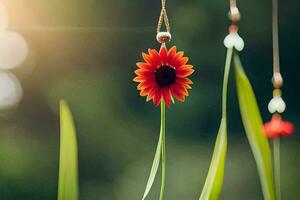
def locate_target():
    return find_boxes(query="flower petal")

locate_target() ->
[162,87,171,107]
[169,51,184,67]
[153,89,163,106]
[178,57,189,67]
[133,76,146,82]
[176,77,193,85]
[159,45,168,65]
[263,123,280,138]
[281,122,295,136]
[140,87,152,96]
[134,68,154,76]
[136,62,154,70]
[146,85,158,102]
[148,49,162,67]
[142,53,151,63]
[137,79,155,90]
[167,46,177,63]
[170,83,187,102]
[176,67,195,77]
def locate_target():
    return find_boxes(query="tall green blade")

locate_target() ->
[200,119,227,200]
[142,116,163,200]
[234,54,275,200]
[200,48,232,200]
[58,100,79,200]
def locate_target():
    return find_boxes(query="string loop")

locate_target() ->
[272,0,283,88]
[157,0,170,33]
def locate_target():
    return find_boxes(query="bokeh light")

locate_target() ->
[0,3,8,30]
[0,71,23,111]
[0,31,28,70]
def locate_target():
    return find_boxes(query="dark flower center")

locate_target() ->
[155,65,176,87]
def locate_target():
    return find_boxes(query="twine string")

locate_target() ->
[272,0,282,85]
[230,0,237,9]
[157,0,170,33]
[272,1,283,199]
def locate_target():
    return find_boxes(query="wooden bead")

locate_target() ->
[156,32,172,43]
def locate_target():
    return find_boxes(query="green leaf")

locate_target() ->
[200,119,227,200]
[171,96,175,104]
[234,54,275,200]
[142,130,162,200]
[58,100,79,200]
[199,48,232,200]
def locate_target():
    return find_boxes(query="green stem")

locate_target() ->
[273,137,281,200]
[222,48,233,119]
[159,101,166,200]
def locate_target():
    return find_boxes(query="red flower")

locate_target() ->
[263,114,295,138]
[133,45,194,107]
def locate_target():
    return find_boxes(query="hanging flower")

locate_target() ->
[263,114,295,138]
[224,25,244,51]
[268,96,286,114]
[133,45,194,107]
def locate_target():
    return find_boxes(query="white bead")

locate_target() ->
[156,32,172,43]
[268,96,286,113]
[224,32,244,51]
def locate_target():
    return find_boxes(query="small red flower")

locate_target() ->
[263,114,295,138]
[133,45,194,107]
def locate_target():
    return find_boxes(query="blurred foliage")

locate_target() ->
[0,0,299,199]
[200,48,232,200]
[58,100,78,200]
[235,55,275,199]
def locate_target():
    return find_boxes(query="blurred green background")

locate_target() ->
[0,0,299,199]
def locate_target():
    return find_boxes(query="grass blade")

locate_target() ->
[200,119,227,200]
[200,48,232,200]
[142,128,162,200]
[234,54,275,200]
[58,100,79,200]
